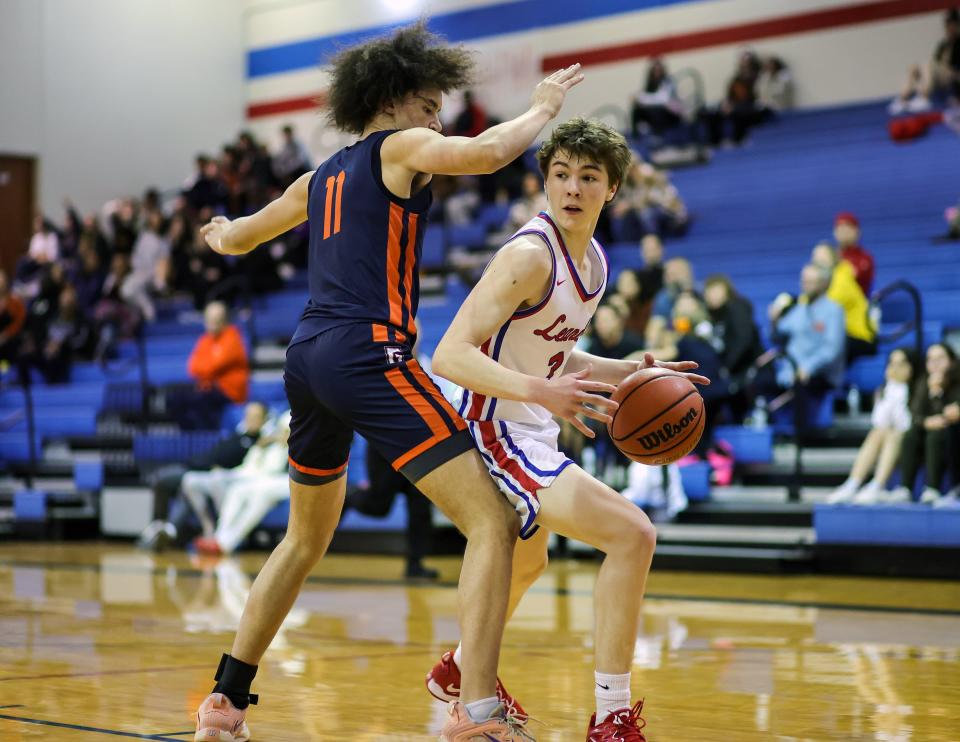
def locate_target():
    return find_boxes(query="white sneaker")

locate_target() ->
[883,487,911,504]
[827,479,861,504]
[933,491,960,509]
[852,483,883,505]
[920,487,942,505]
[905,95,931,113]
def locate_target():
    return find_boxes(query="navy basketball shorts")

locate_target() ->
[283,322,474,486]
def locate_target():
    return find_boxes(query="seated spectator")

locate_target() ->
[646,291,730,457]
[646,257,695,349]
[833,212,875,296]
[444,176,481,226]
[607,270,647,338]
[0,271,26,366]
[176,301,250,430]
[610,161,689,241]
[16,215,60,296]
[93,253,141,355]
[491,172,549,242]
[756,56,793,116]
[703,274,763,420]
[587,303,643,360]
[137,401,269,551]
[184,410,291,554]
[630,58,684,139]
[890,343,960,505]
[829,348,919,504]
[72,237,106,316]
[700,50,763,146]
[811,242,877,361]
[30,285,94,384]
[889,8,960,113]
[768,263,846,392]
[122,210,170,322]
[343,444,441,580]
[272,124,312,189]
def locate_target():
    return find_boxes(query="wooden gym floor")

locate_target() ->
[0,542,958,741]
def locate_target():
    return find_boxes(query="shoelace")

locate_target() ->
[608,700,647,741]
[502,713,539,741]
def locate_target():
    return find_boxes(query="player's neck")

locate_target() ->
[554,220,596,264]
[361,113,398,139]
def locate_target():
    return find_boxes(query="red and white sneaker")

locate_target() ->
[426,650,528,721]
[586,700,647,741]
[194,693,250,742]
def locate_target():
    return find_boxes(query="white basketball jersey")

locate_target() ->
[458,212,608,428]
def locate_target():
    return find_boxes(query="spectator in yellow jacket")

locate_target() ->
[812,243,877,361]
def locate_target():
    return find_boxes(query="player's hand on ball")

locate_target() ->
[531,63,584,118]
[200,216,240,255]
[536,364,618,438]
[635,352,711,387]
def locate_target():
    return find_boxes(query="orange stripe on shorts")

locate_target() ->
[372,323,388,342]
[384,367,449,439]
[402,212,419,335]
[288,455,348,477]
[408,360,467,431]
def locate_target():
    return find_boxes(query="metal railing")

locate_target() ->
[869,280,923,361]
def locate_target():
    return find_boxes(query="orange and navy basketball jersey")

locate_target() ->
[289,129,431,348]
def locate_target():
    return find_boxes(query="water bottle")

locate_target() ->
[847,386,861,414]
[750,397,769,430]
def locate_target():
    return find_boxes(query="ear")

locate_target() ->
[606,182,619,202]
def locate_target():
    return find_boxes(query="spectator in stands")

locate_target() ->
[178,301,250,430]
[890,8,960,113]
[588,303,643,360]
[704,274,763,419]
[646,257,695,349]
[612,234,666,338]
[105,198,139,256]
[450,90,488,138]
[610,160,689,241]
[123,210,170,322]
[30,285,93,383]
[768,263,846,392]
[0,271,26,366]
[829,347,919,504]
[343,445,441,580]
[73,236,106,316]
[638,234,666,299]
[272,124,312,189]
[492,171,549,242]
[443,176,481,226]
[15,215,59,296]
[891,343,960,505]
[181,219,229,310]
[184,410,290,554]
[137,401,269,551]
[833,212,875,295]
[700,49,763,146]
[647,291,730,456]
[607,270,647,338]
[756,56,793,117]
[93,253,140,356]
[630,58,684,139]
[184,157,228,213]
[811,242,877,361]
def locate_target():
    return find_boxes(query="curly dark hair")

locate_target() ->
[536,118,632,191]
[326,22,475,135]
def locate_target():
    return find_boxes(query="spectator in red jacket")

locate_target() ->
[833,212,875,296]
[177,301,249,430]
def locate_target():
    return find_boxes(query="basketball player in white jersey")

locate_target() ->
[425,118,709,740]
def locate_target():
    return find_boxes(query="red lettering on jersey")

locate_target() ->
[533,314,586,343]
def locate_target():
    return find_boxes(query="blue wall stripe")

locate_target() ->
[247,0,700,78]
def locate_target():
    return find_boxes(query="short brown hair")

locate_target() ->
[536,118,632,191]
[326,22,474,135]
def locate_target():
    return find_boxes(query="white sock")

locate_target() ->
[453,643,462,669]
[595,671,631,720]
[465,696,500,723]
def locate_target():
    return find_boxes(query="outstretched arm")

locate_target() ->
[381,64,584,176]
[200,171,313,256]
[432,237,618,438]
[567,349,709,388]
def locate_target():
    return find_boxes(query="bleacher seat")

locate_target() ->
[132,432,221,466]
[713,425,774,464]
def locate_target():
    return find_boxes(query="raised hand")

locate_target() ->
[634,352,711,387]
[531,63,585,119]
[534,364,618,438]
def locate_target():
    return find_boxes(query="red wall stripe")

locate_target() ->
[541,0,954,71]
[246,92,326,119]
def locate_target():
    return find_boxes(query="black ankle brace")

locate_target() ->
[213,653,259,709]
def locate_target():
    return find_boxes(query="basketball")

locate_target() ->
[607,367,705,465]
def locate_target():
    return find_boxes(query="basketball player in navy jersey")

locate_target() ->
[192,23,586,741]
[423,119,708,740]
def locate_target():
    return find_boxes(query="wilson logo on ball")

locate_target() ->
[635,407,699,450]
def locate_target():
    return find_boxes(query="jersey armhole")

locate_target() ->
[371,131,432,213]
[508,230,557,319]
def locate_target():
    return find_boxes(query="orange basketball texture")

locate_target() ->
[606,368,705,465]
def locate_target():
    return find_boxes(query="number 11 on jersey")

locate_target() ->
[323,170,345,240]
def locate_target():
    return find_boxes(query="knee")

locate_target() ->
[614,513,657,561]
[518,550,548,586]
[463,497,519,546]
[281,532,326,567]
